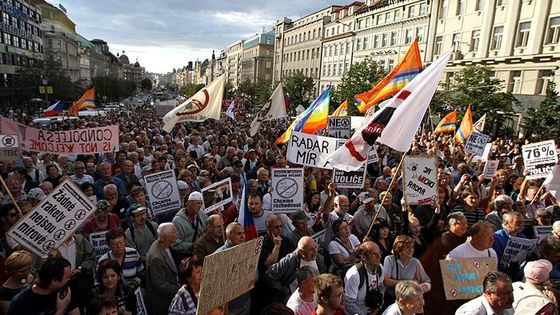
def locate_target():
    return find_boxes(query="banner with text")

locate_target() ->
[89,231,109,260]
[271,168,304,213]
[327,117,351,139]
[533,225,553,241]
[201,177,233,214]
[0,117,119,154]
[332,140,367,189]
[403,156,438,205]
[0,134,21,161]
[464,132,490,156]
[144,170,181,215]
[522,140,559,180]
[440,258,497,300]
[501,236,539,267]
[287,131,338,169]
[483,160,500,179]
[7,180,95,257]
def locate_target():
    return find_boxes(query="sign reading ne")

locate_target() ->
[89,231,109,260]
[0,117,119,154]
[7,180,95,257]
[287,131,338,169]
[271,168,304,213]
[197,237,263,315]
[464,132,490,157]
[201,177,233,214]
[144,170,181,215]
[440,258,497,300]
[0,134,21,161]
[522,140,559,179]
[501,236,539,266]
[332,140,367,189]
[403,156,438,205]
[327,117,351,139]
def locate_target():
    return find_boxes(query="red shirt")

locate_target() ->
[82,213,121,236]
[311,310,344,315]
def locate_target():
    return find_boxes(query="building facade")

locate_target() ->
[240,29,275,83]
[226,40,244,88]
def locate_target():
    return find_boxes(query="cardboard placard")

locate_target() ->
[368,145,379,164]
[7,180,95,257]
[522,140,559,179]
[271,168,304,213]
[327,117,351,139]
[197,237,263,315]
[501,236,539,266]
[464,132,490,156]
[533,225,553,241]
[201,177,233,214]
[403,156,438,205]
[0,134,21,161]
[311,230,326,246]
[332,140,367,189]
[286,131,338,169]
[144,170,181,215]
[483,160,500,179]
[440,258,497,300]
[89,231,110,260]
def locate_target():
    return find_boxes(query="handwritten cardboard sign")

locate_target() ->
[440,258,497,300]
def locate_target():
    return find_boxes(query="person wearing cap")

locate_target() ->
[512,259,557,314]
[287,211,314,249]
[353,191,390,240]
[27,187,45,207]
[171,191,208,259]
[125,205,159,259]
[232,159,247,189]
[192,214,224,261]
[177,180,190,207]
[82,200,121,239]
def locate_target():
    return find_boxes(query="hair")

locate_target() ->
[96,259,123,285]
[483,271,511,293]
[461,189,478,200]
[103,184,118,195]
[37,257,71,288]
[248,192,262,201]
[332,219,348,235]
[393,235,414,257]
[334,195,348,206]
[45,163,59,175]
[395,280,423,302]
[493,195,513,211]
[86,294,118,315]
[4,250,33,277]
[314,273,343,302]
[207,214,221,226]
[469,221,494,238]
[502,211,522,225]
[157,222,176,241]
[225,222,243,238]
[539,235,560,257]
[553,221,560,234]
[259,303,295,315]
[178,256,203,285]
[448,211,467,225]
[296,265,319,286]
[256,167,268,177]
[105,227,125,244]
[266,214,282,228]
[0,203,17,219]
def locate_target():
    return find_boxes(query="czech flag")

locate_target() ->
[275,86,331,144]
[332,100,348,117]
[455,105,473,144]
[42,101,63,117]
[238,185,258,241]
[69,87,96,116]
[434,111,457,134]
[355,39,422,113]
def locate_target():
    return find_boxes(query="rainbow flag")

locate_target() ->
[434,111,457,134]
[69,87,96,116]
[276,87,331,144]
[355,39,422,113]
[332,100,348,117]
[455,105,473,144]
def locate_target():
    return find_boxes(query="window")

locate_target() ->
[470,30,481,51]
[388,59,395,70]
[547,17,560,44]
[327,64,331,76]
[408,5,416,18]
[374,35,380,48]
[346,42,351,52]
[438,0,448,19]
[338,63,343,76]
[376,15,382,25]
[516,22,531,47]
[385,12,391,23]
[435,36,443,55]
[379,60,386,69]
[457,0,465,16]
[491,26,504,50]
[265,61,272,68]
[452,33,461,51]
[497,0,507,5]
[366,18,371,27]
[394,10,400,21]
[416,27,424,42]
[405,29,413,44]
[476,0,486,10]
[356,38,361,51]
[419,3,427,15]
[344,62,349,75]
[363,37,369,50]
[382,33,388,47]
[334,44,338,56]
[329,46,333,56]
[510,70,522,93]
[391,31,398,46]
[537,70,553,94]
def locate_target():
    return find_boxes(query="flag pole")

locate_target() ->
[362,151,407,243]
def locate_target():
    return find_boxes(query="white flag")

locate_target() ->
[544,161,560,199]
[473,113,486,132]
[225,100,236,120]
[250,83,288,136]
[162,74,226,132]
[327,50,452,171]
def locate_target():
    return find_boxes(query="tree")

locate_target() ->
[224,80,235,100]
[332,56,387,115]
[140,78,153,91]
[277,71,315,110]
[236,79,272,111]
[522,82,560,140]
[179,83,205,98]
[92,76,136,102]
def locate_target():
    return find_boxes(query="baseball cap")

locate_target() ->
[188,191,203,201]
[177,180,188,190]
[96,200,110,212]
[291,211,310,223]
[28,188,45,200]
[127,204,147,216]
[362,192,376,204]
[524,259,552,284]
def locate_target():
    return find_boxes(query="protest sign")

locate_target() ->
[522,140,559,179]
[7,180,95,257]
[501,236,539,266]
[533,225,553,241]
[403,156,438,205]
[464,132,490,156]
[201,178,233,213]
[368,145,379,164]
[440,258,497,300]
[89,231,109,260]
[287,131,338,169]
[332,140,367,189]
[144,170,181,215]
[0,117,119,154]
[311,230,326,246]
[0,134,21,161]
[483,160,500,179]
[327,117,351,139]
[197,237,263,315]
[135,288,148,315]
[271,168,303,213]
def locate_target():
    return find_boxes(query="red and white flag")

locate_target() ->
[328,50,452,171]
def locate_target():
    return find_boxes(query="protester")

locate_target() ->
[90,259,137,315]
[512,259,557,314]
[124,205,159,259]
[0,250,33,314]
[455,271,514,315]
[98,227,144,289]
[313,273,345,315]
[382,280,425,315]
[192,214,224,261]
[286,266,319,315]
[171,191,207,259]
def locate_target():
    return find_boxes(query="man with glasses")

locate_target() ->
[313,273,345,315]
[258,214,294,275]
[455,271,514,315]
[193,214,224,261]
[70,161,94,186]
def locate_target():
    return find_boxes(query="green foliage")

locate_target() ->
[522,82,560,141]
[92,76,136,102]
[236,79,272,110]
[276,71,315,109]
[332,56,387,115]
[140,78,153,91]
[15,59,79,103]
[224,80,235,100]
[179,83,205,98]
[166,83,178,93]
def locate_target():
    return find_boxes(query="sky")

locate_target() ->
[58,0,337,74]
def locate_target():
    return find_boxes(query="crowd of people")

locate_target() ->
[0,105,559,315]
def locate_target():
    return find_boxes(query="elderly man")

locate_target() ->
[318,194,353,249]
[493,211,525,271]
[94,162,127,200]
[125,205,159,259]
[258,214,295,276]
[287,211,314,249]
[353,192,390,240]
[103,184,130,222]
[98,227,144,289]
[345,241,384,315]
[116,160,140,191]
[70,161,94,186]
[382,280,425,315]
[146,223,180,315]
[264,236,327,303]
[485,195,514,231]
[455,272,514,315]
[171,191,207,259]
[22,156,44,184]
[193,214,224,261]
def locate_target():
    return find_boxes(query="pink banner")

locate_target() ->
[0,117,119,154]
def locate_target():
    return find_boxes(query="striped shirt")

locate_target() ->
[452,205,486,227]
[99,247,145,287]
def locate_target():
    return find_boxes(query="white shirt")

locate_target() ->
[447,241,498,264]
[456,295,514,315]
[286,288,317,315]
[328,234,361,258]
[58,237,77,270]
[345,264,384,315]
[382,303,405,315]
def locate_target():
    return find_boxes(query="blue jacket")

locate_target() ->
[94,177,128,200]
